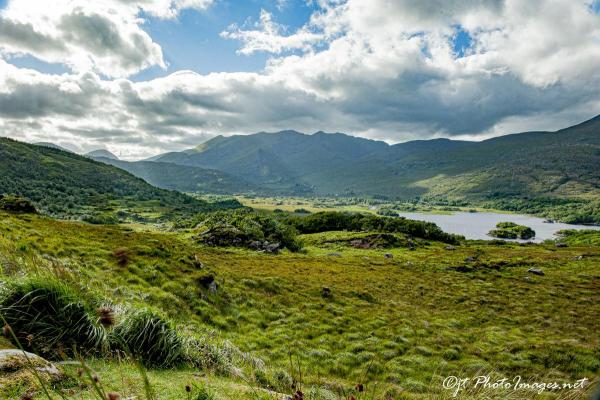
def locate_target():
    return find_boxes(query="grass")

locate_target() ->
[0,210,599,398]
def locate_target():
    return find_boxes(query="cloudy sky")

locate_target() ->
[1,0,599,159]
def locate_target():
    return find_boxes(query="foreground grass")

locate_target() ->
[1,211,599,398]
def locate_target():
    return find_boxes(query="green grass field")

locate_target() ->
[0,210,599,399]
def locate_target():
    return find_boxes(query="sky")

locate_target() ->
[0,0,599,159]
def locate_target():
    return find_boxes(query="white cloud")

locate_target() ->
[1,0,599,159]
[221,9,323,55]
[0,0,214,77]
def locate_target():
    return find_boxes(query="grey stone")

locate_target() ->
[0,349,63,379]
[527,268,545,276]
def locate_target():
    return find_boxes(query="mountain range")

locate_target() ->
[143,115,600,200]
[14,114,600,203]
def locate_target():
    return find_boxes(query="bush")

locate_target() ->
[0,277,106,359]
[0,194,37,213]
[283,211,462,244]
[489,222,535,240]
[110,309,184,367]
[82,212,119,225]
[194,209,302,251]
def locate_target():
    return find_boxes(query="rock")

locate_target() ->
[248,240,262,250]
[555,242,568,248]
[384,253,393,259]
[321,287,331,298]
[573,255,584,261]
[444,245,456,251]
[208,281,218,293]
[193,254,204,269]
[196,274,215,288]
[327,252,341,257]
[527,268,544,276]
[0,349,64,384]
[264,242,282,254]
[464,256,476,263]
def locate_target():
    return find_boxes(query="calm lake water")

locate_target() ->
[396,211,600,242]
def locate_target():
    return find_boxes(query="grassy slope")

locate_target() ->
[0,138,218,216]
[93,157,257,194]
[1,211,599,399]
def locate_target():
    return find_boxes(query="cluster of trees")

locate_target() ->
[488,222,535,240]
[192,209,301,251]
[283,211,463,244]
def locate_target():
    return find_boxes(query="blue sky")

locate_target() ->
[134,1,319,79]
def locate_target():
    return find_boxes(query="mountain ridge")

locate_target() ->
[147,115,600,199]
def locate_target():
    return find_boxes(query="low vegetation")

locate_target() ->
[0,210,598,399]
[284,211,463,244]
[488,222,536,240]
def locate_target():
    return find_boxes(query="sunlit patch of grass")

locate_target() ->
[1,210,599,399]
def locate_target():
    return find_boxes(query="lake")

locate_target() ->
[396,211,600,242]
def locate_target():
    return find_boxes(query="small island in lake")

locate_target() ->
[488,222,536,240]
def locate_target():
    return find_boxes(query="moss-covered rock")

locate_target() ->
[0,349,65,391]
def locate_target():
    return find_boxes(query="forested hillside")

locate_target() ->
[93,157,256,194]
[0,138,237,216]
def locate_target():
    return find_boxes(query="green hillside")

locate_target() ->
[93,157,257,194]
[151,115,600,200]
[0,138,239,217]
[1,208,598,399]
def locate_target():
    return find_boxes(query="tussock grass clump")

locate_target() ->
[110,309,184,368]
[0,276,106,359]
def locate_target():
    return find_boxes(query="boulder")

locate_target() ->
[444,245,456,251]
[0,349,64,387]
[464,256,476,263]
[321,287,331,298]
[384,253,393,259]
[264,242,282,254]
[555,242,568,248]
[527,268,545,276]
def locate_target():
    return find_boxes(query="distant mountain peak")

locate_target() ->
[86,149,119,160]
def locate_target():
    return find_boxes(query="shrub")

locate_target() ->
[0,277,106,359]
[0,194,37,213]
[110,309,184,368]
[489,222,535,240]
[284,211,463,244]
[194,209,302,251]
[82,212,119,225]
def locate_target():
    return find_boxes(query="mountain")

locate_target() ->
[148,116,600,200]
[154,130,389,193]
[0,137,237,216]
[93,157,256,194]
[86,149,119,160]
[34,142,74,153]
